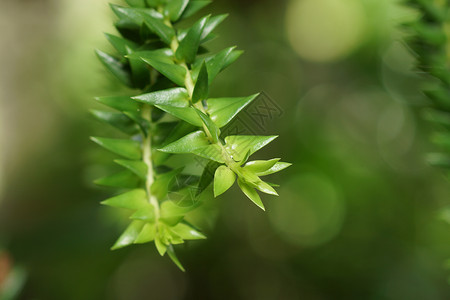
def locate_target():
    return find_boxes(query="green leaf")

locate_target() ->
[206,47,243,82]
[101,189,148,210]
[432,132,450,149]
[224,135,278,161]
[151,169,182,199]
[256,162,292,176]
[139,10,176,44]
[139,22,158,41]
[164,0,190,22]
[161,200,200,217]
[110,6,174,44]
[191,47,243,82]
[126,46,150,89]
[242,171,277,198]
[181,0,211,19]
[171,223,206,240]
[95,96,140,113]
[155,121,196,148]
[94,171,141,189]
[200,33,217,44]
[105,33,138,56]
[427,153,450,168]
[254,180,278,196]
[111,221,145,250]
[167,230,184,245]
[111,5,144,27]
[155,105,203,126]
[90,137,142,160]
[137,51,186,86]
[197,161,220,195]
[90,110,138,135]
[239,150,251,165]
[201,14,228,41]
[413,23,446,46]
[207,94,259,128]
[192,62,209,103]
[214,165,236,197]
[243,158,280,173]
[134,223,156,244]
[238,179,265,211]
[423,88,450,110]
[160,200,200,225]
[133,88,189,107]
[171,186,199,202]
[130,205,156,222]
[167,245,185,272]
[146,0,166,7]
[95,49,132,87]
[155,236,168,256]
[132,48,174,63]
[192,144,225,163]
[176,15,209,64]
[126,0,147,7]
[423,108,450,128]
[159,131,210,153]
[114,159,147,179]
[172,175,200,192]
[123,111,150,136]
[116,22,141,42]
[194,109,220,143]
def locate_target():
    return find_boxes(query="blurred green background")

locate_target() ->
[1,0,450,299]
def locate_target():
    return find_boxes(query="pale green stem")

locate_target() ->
[142,104,160,218]
[165,15,243,174]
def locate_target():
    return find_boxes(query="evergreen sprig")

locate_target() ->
[406,1,450,169]
[92,0,290,270]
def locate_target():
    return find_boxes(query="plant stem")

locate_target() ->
[142,104,160,218]
[165,19,243,174]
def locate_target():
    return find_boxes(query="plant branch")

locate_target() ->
[165,18,242,174]
[142,104,159,219]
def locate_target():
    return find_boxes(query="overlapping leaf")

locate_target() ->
[91,137,142,160]
[95,50,132,87]
[207,94,259,128]
[224,135,278,161]
[94,0,288,271]
[133,50,186,86]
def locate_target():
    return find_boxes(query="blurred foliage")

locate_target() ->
[1,0,450,299]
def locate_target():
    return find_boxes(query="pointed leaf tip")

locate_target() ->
[167,245,185,272]
[101,189,147,210]
[207,94,258,128]
[224,135,278,162]
[159,131,209,153]
[214,166,236,197]
[96,49,132,87]
[181,0,212,19]
[111,221,145,250]
[192,62,209,103]
[133,88,189,107]
[238,179,265,211]
[90,136,141,160]
[176,15,209,63]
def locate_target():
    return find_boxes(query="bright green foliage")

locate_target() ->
[92,0,289,271]
[406,1,450,170]
[214,165,235,197]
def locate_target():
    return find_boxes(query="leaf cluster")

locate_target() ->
[92,0,289,270]
[406,1,450,169]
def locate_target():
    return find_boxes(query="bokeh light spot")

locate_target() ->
[286,0,366,62]
[269,173,345,247]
